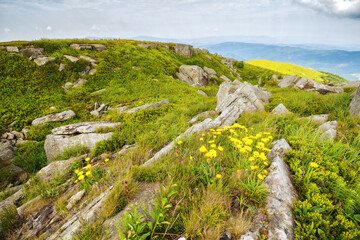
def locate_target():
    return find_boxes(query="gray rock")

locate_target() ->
[0,189,23,210]
[271,104,291,116]
[279,75,344,94]
[177,65,210,87]
[6,133,15,140]
[304,114,329,125]
[91,44,107,51]
[66,189,85,210]
[34,57,56,66]
[59,63,65,72]
[203,66,217,77]
[233,79,241,84]
[340,80,360,88]
[124,99,169,114]
[6,46,19,53]
[0,141,15,160]
[172,44,194,58]
[137,43,158,49]
[63,78,87,90]
[349,87,360,117]
[115,144,137,156]
[91,89,106,95]
[90,110,100,117]
[272,75,279,81]
[97,103,107,112]
[197,90,208,97]
[318,121,338,142]
[202,49,209,54]
[80,55,97,64]
[19,48,44,58]
[21,128,31,138]
[17,196,41,217]
[221,58,236,68]
[11,131,24,139]
[64,55,79,62]
[89,68,97,75]
[32,110,76,126]
[70,44,93,50]
[79,66,90,76]
[51,121,121,135]
[44,132,113,161]
[220,75,232,83]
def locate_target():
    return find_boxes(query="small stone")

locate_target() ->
[64,55,79,63]
[89,68,96,75]
[271,104,291,116]
[59,63,65,72]
[34,57,56,66]
[90,110,100,117]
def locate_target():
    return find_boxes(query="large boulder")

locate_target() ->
[278,75,343,94]
[349,87,360,117]
[34,57,56,66]
[6,46,19,53]
[19,48,44,59]
[177,65,210,87]
[271,104,291,116]
[44,122,121,160]
[172,44,193,58]
[70,43,107,51]
[32,110,76,126]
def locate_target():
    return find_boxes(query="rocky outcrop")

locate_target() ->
[172,44,193,58]
[70,44,107,51]
[271,104,291,116]
[197,90,208,97]
[19,48,44,59]
[0,141,15,160]
[349,87,360,117]
[137,43,169,50]
[123,99,169,114]
[34,57,56,66]
[177,65,210,87]
[278,75,343,94]
[44,122,121,160]
[339,80,360,88]
[90,103,110,117]
[6,46,19,53]
[63,78,87,91]
[220,75,232,83]
[80,55,97,66]
[304,114,329,125]
[32,110,76,126]
[59,63,65,72]
[0,188,23,210]
[203,67,217,78]
[319,121,338,142]
[64,55,79,62]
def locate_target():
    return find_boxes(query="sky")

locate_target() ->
[0,0,360,48]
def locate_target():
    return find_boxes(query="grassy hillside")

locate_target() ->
[246,59,348,83]
[0,39,359,240]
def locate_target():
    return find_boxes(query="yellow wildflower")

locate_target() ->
[216,174,222,179]
[85,164,92,170]
[260,152,267,161]
[210,144,217,148]
[264,161,269,167]
[177,141,183,145]
[309,162,319,168]
[202,133,206,137]
[190,156,193,160]
[85,157,90,162]
[86,171,91,176]
[78,175,85,181]
[218,146,224,151]
[249,157,255,161]
[263,170,268,175]
[105,158,109,162]
[250,166,258,171]
[75,179,79,183]
[205,149,217,159]
[199,145,208,153]
[244,146,252,152]
[257,174,265,180]
[208,140,215,144]
[74,169,80,174]
[253,151,260,158]
[237,169,241,174]
[200,137,204,141]
[78,171,84,176]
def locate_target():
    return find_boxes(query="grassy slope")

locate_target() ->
[0,39,359,240]
[246,59,348,83]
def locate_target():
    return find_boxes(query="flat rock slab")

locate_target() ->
[64,55,79,62]
[32,110,76,126]
[0,141,15,160]
[34,57,56,66]
[304,114,329,125]
[124,99,169,114]
[6,46,19,53]
[51,121,121,135]
[349,87,360,117]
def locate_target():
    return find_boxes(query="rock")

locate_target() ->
[90,110,100,117]
[177,65,210,87]
[97,104,107,112]
[124,99,169,114]
[79,66,90,76]
[172,44,194,58]
[0,189,23,210]
[91,89,106,95]
[70,44,93,50]
[197,90,208,97]
[32,110,76,126]
[272,75,279,81]
[340,80,360,88]
[19,48,44,58]
[80,55,97,64]
[278,75,344,94]
[220,75,232,83]
[21,128,31,138]
[265,139,297,240]
[11,131,24,139]
[6,133,15,140]
[6,46,19,53]
[17,196,41,217]
[89,68,97,75]
[59,63,65,72]
[115,144,137,156]
[349,87,360,117]
[66,189,85,210]
[318,121,338,142]
[51,121,121,135]
[91,44,107,51]
[233,79,241,84]
[103,183,160,239]
[203,66,217,77]
[304,114,329,125]
[271,104,291,116]
[64,55,79,62]
[49,187,112,240]
[187,111,216,124]
[34,57,56,66]
[0,141,15,160]
[137,43,158,49]
[221,58,236,68]
[63,78,87,90]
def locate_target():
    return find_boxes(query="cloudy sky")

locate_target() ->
[0,0,360,48]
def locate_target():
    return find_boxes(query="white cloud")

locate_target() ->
[295,0,360,18]
[46,26,52,31]
[351,73,360,79]
[4,28,10,33]
[91,24,99,30]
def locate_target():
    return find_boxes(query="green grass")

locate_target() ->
[246,59,348,83]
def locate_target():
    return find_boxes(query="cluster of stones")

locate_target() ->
[1,46,55,66]
[90,102,111,117]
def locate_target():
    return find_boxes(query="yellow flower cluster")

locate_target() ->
[74,159,92,183]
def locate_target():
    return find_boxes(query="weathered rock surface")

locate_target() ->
[204,66,217,78]
[80,55,97,64]
[6,46,19,53]
[0,189,23,210]
[137,43,169,50]
[220,75,232,83]
[66,189,85,210]
[271,103,291,116]
[177,65,209,87]
[64,55,79,62]
[339,80,360,88]
[32,110,76,126]
[0,141,15,160]
[124,99,169,114]
[19,48,44,59]
[349,87,360,117]
[91,44,107,51]
[34,57,56,66]
[115,144,137,156]
[319,121,338,142]
[172,44,193,58]
[278,75,343,94]
[59,63,65,71]
[51,121,121,135]
[197,90,208,97]
[63,78,87,90]
[70,44,107,51]
[304,114,329,125]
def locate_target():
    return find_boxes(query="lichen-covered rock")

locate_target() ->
[124,99,169,113]
[80,55,97,64]
[70,44,93,50]
[34,57,56,66]
[32,110,76,126]
[0,141,15,160]
[220,75,231,83]
[6,46,19,53]
[341,80,360,88]
[19,48,44,59]
[187,111,216,124]
[278,75,343,94]
[91,44,107,51]
[172,44,193,58]
[64,55,79,62]
[63,78,87,91]
[318,121,338,142]
[51,121,121,135]
[197,90,208,97]
[203,66,217,77]
[66,189,85,210]
[349,87,360,117]
[304,114,329,125]
[271,103,291,116]
[177,65,209,87]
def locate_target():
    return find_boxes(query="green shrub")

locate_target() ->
[12,141,47,173]
[0,205,21,238]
